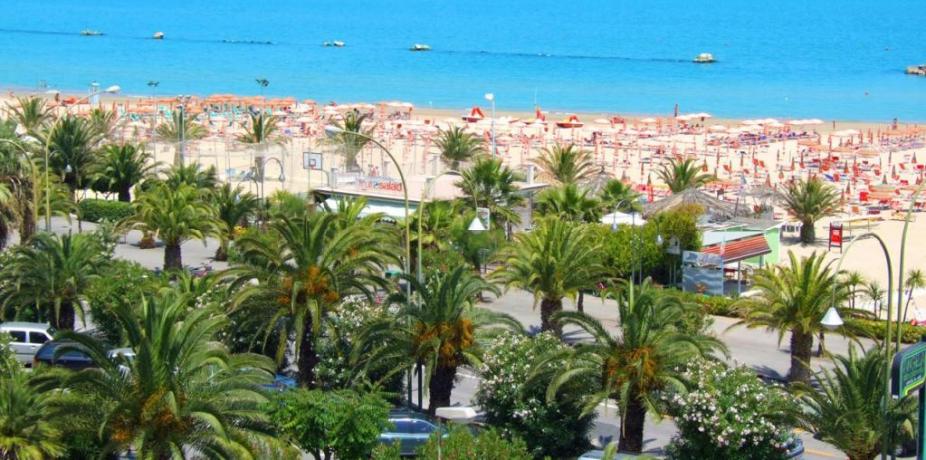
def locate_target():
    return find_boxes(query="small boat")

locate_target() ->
[152,31,165,40]
[410,43,431,52]
[556,114,584,129]
[693,52,715,63]
[906,65,926,76]
[323,40,346,48]
[80,29,103,36]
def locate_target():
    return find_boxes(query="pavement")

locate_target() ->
[41,216,865,459]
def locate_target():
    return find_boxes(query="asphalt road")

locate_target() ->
[44,217,867,459]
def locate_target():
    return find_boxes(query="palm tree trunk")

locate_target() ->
[540,297,563,337]
[139,231,156,249]
[118,186,131,202]
[164,242,182,271]
[297,326,320,388]
[54,300,76,330]
[19,202,35,244]
[214,240,228,261]
[618,392,647,453]
[799,220,815,244]
[577,291,585,313]
[427,364,457,415]
[787,329,814,383]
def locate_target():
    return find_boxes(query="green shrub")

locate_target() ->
[78,198,134,223]
[845,318,926,344]
[673,290,739,317]
[417,426,533,460]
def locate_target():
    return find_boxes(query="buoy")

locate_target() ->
[153,31,165,40]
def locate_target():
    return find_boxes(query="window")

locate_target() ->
[28,332,49,344]
[8,331,25,343]
[391,420,414,433]
[412,420,436,434]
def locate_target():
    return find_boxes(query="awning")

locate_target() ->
[701,235,770,264]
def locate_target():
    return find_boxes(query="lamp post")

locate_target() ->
[484,93,496,156]
[176,95,191,166]
[325,125,415,405]
[251,156,286,201]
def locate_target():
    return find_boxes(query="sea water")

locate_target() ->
[1,0,924,121]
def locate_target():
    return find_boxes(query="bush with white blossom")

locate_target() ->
[665,360,798,460]
[475,332,596,459]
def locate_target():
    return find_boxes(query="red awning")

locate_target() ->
[702,235,771,263]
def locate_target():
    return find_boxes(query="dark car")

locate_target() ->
[32,340,95,370]
[379,409,447,456]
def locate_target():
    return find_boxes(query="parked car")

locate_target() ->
[781,435,804,459]
[379,409,447,456]
[32,339,95,370]
[578,450,653,459]
[0,322,54,366]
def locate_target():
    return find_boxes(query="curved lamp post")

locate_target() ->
[484,93,496,156]
[251,156,286,200]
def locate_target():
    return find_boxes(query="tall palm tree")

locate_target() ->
[795,346,914,460]
[534,183,602,223]
[161,162,218,191]
[213,183,260,261]
[733,251,851,383]
[57,292,278,459]
[7,96,53,136]
[656,157,715,193]
[43,115,101,197]
[0,126,36,244]
[598,179,641,213]
[780,178,840,244]
[0,183,13,248]
[356,266,521,413]
[492,218,606,335]
[91,143,155,201]
[225,210,396,386]
[435,126,484,170]
[534,144,595,185]
[327,109,373,171]
[126,183,222,270]
[901,269,926,325]
[0,232,109,330]
[843,270,866,309]
[542,280,727,453]
[238,112,282,186]
[154,111,206,166]
[458,155,524,230]
[87,108,117,140]
[864,280,886,318]
[0,370,66,459]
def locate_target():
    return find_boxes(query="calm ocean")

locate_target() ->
[1,0,924,121]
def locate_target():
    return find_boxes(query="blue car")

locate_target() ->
[378,409,447,457]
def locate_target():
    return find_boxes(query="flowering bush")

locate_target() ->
[665,360,798,460]
[475,332,595,458]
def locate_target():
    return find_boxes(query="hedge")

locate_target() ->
[671,289,925,344]
[79,199,135,223]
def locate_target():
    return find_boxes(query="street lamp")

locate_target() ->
[325,124,415,405]
[176,95,192,165]
[250,156,286,200]
[484,93,496,156]
[820,307,843,330]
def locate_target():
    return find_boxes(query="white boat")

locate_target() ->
[80,29,103,36]
[410,43,431,52]
[323,40,346,48]
[694,52,715,63]
[152,31,165,40]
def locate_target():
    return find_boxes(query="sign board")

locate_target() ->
[829,223,844,252]
[893,340,926,397]
[682,250,723,267]
[303,152,323,170]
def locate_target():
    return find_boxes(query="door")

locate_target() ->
[6,330,29,364]
[27,331,50,363]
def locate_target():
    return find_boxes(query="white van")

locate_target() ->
[0,322,55,366]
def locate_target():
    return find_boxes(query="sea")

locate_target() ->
[1,0,924,121]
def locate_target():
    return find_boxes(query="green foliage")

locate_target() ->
[237,112,281,145]
[534,183,602,223]
[457,155,524,228]
[674,290,738,316]
[780,178,840,244]
[666,360,797,460]
[417,426,533,460]
[77,198,134,223]
[587,223,663,280]
[327,109,373,170]
[846,318,926,344]
[269,389,391,460]
[436,125,484,169]
[476,332,594,458]
[90,143,155,201]
[371,441,403,460]
[43,115,102,193]
[154,110,206,143]
[0,369,66,459]
[656,157,715,192]
[534,143,595,185]
[82,259,160,345]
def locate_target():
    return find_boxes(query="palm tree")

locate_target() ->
[901,269,926,325]
[238,112,282,185]
[161,162,218,191]
[864,280,886,318]
[154,111,206,166]
[598,179,641,213]
[0,370,66,459]
[43,115,101,198]
[225,210,395,386]
[843,270,866,309]
[656,157,715,193]
[87,108,117,139]
[213,183,259,261]
[57,292,278,458]
[534,144,595,185]
[780,178,840,244]
[733,251,850,383]
[795,346,914,460]
[92,143,155,201]
[458,155,524,230]
[328,109,373,171]
[7,96,53,136]
[356,266,521,413]
[0,232,109,330]
[535,183,602,223]
[0,126,37,244]
[492,218,606,335]
[542,280,727,453]
[436,126,484,169]
[126,183,222,270]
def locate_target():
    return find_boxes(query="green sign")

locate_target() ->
[893,341,926,397]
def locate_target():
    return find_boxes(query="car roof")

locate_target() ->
[0,322,51,331]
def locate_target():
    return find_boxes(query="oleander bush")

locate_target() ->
[78,198,134,223]
[416,426,533,460]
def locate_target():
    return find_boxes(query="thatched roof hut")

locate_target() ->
[643,188,749,222]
